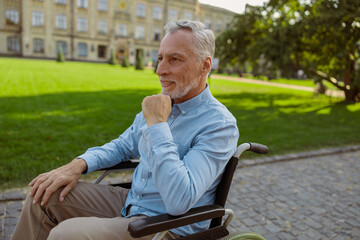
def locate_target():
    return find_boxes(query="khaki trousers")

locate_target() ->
[11,181,179,240]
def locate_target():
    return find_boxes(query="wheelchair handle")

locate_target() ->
[233,142,269,158]
[248,142,269,154]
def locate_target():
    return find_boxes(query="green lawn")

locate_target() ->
[1,57,359,189]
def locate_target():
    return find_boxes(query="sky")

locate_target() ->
[199,0,268,14]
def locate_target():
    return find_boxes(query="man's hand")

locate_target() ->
[142,94,172,127]
[28,158,87,206]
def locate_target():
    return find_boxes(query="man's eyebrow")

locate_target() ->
[158,53,185,58]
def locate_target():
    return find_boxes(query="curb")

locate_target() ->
[237,144,360,168]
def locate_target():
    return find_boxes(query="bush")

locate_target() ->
[108,51,117,65]
[122,56,130,68]
[56,47,65,62]
[154,60,159,73]
[135,54,144,70]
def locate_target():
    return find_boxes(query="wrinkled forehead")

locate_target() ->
[158,29,195,56]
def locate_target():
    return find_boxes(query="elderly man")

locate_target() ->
[11,20,239,240]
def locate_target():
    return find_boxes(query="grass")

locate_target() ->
[1,57,360,189]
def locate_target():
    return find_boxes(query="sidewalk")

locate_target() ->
[211,74,345,98]
[1,146,360,240]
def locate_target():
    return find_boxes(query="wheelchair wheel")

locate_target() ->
[219,232,266,240]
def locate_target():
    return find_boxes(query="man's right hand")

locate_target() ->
[28,158,87,206]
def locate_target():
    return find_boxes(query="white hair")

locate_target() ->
[164,20,215,61]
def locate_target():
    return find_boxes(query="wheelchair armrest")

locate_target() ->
[98,159,140,171]
[93,160,140,184]
[128,204,225,238]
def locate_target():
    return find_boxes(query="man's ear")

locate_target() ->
[201,57,212,76]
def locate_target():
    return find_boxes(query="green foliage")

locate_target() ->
[154,60,159,73]
[56,47,65,62]
[122,56,130,68]
[135,53,144,70]
[216,0,360,102]
[108,51,117,65]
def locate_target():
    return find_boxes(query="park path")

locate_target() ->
[211,74,345,98]
[1,145,360,240]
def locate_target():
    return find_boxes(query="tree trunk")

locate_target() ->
[344,87,360,103]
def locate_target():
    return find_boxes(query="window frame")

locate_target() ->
[77,0,88,8]
[55,14,67,30]
[77,18,88,32]
[77,42,88,57]
[98,0,108,11]
[136,3,146,18]
[153,6,162,20]
[32,11,44,27]
[33,38,45,53]
[5,9,19,25]
[7,37,21,52]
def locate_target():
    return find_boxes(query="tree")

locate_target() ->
[121,56,130,67]
[108,50,117,65]
[56,46,65,62]
[135,53,144,70]
[216,0,360,103]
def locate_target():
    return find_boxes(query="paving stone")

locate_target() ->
[264,223,281,233]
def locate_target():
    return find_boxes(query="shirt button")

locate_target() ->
[142,178,146,182]
[182,110,186,114]
[137,195,140,199]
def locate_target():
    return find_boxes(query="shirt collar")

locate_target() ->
[174,84,211,114]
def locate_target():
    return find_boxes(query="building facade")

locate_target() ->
[0,0,236,64]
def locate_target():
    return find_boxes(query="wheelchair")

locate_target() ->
[94,142,269,240]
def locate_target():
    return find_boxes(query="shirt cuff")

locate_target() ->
[76,152,98,173]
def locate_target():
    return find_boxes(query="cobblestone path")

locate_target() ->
[1,148,359,240]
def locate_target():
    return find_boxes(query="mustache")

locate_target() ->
[159,77,175,82]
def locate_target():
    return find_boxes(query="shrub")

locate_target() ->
[56,47,65,62]
[108,51,117,65]
[122,56,130,68]
[135,54,144,70]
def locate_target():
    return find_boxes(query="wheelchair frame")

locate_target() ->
[94,142,268,240]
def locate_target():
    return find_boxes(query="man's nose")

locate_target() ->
[156,60,168,76]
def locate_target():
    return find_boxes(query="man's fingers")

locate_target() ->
[32,178,52,204]
[59,183,76,203]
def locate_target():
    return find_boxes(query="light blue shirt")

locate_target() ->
[78,86,239,236]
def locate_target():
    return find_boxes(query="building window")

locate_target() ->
[7,37,20,52]
[205,20,211,29]
[98,21,107,34]
[33,38,44,53]
[77,18,88,32]
[169,9,177,22]
[117,24,127,37]
[152,50,158,63]
[136,3,146,18]
[184,12,193,21]
[135,26,145,40]
[78,42,87,57]
[77,0,88,8]
[32,11,44,26]
[55,15,67,29]
[55,0,66,4]
[98,0,108,11]
[215,22,222,32]
[153,30,161,41]
[153,6,162,20]
[6,10,19,25]
[56,41,67,55]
